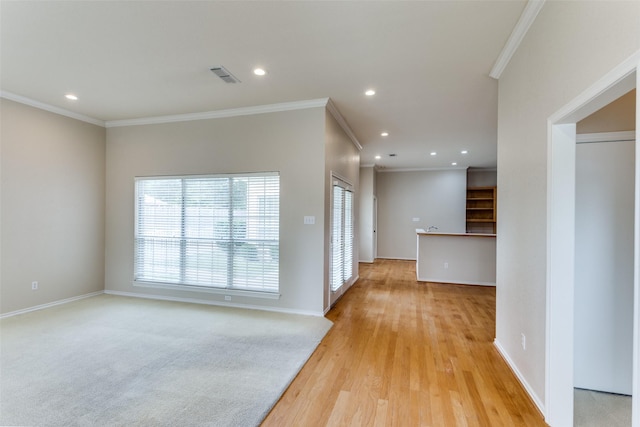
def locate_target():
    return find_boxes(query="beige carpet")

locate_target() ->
[575,388,631,427]
[0,294,332,426]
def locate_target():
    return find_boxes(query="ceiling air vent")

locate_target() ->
[210,66,241,83]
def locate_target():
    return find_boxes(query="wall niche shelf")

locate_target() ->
[466,186,496,234]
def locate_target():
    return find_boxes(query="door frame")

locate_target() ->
[329,171,356,307]
[373,195,378,260]
[545,52,639,426]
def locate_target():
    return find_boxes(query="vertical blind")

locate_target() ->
[134,173,280,293]
[331,178,354,292]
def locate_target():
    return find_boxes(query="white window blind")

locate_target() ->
[331,178,354,292]
[134,173,279,293]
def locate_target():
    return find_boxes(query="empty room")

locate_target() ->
[1,1,639,426]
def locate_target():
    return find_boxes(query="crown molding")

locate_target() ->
[1,90,362,153]
[377,166,469,173]
[0,92,331,129]
[576,131,636,144]
[489,0,545,80]
[0,91,105,127]
[326,98,363,151]
[106,97,363,152]
[106,98,329,128]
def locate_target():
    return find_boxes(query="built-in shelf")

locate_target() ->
[466,187,496,233]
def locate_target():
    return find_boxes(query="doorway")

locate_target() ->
[574,132,635,426]
[373,196,378,260]
[546,55,638,427]
[329,173,355,307]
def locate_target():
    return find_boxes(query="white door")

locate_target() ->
[330,176,354,306]
[373,196,378,260]
[574,139,635,395]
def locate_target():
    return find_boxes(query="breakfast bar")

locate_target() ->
[416,229,496,286]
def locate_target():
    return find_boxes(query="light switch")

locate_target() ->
[304,216,315,225]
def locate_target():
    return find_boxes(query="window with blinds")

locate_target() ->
[331,178,354,292]
[134,173,279,293]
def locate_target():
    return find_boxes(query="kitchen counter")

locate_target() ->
[416,229,496,286]
[416,230,496,238]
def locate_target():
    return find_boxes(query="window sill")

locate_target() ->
[132,280,281,300]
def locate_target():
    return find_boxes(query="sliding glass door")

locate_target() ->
[330,176,354,304]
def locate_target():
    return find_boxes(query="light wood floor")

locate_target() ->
[262,259,548,426]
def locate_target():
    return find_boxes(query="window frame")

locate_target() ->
[133,172,280,299]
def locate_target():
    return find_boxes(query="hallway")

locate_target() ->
[263,259,547,426]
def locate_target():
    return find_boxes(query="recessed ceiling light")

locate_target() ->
[430,152,437,156]
[365,89,376,96]
[65,94,78,100]
[253,68,266,76]
[452,162,457,166]
[461,150,468,154]
[381,132,389,137]
[375,155,381,160]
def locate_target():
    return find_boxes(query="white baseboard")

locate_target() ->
[359,258,375,263]
[375,256,417,261]
[0,291,104,319]
[104,290,326,317]
[494,339,545,416]
[416,277,496,287]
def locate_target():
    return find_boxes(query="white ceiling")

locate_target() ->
[0,1,527,170]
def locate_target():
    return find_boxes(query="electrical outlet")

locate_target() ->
[31,281,39,291]
[521,333,526,350]
[444,262,449,269]
[224,295,232,301]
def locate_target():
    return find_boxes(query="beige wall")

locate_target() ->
[467,168,497,188]
[105,107,335,315]
[1,100,358,316]
[324,111,360,308]
[496,0,640,407]
[1,99,106,314]
[376,169,466,260]
[577,89,636,133]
